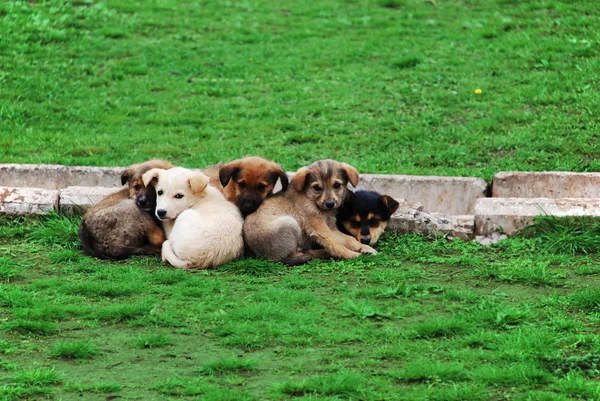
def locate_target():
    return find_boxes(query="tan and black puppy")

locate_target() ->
[337,190,399,246]
[79,159,173,259]
[243,159,376,265]
[202,156,288,216]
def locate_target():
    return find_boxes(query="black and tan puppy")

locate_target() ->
[243,159,376,265]
[202,156,288,216]
[79,159,173,259]
[337,190,399,246]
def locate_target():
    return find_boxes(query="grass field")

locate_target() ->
[2,0,600,179]
[3,0,600,400]
[3,215,600,400]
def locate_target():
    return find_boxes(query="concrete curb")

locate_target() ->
[474,197,600,236]
[5,164,600,242]
[0,187,59,215]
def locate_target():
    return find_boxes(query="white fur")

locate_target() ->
[143,167,244,270]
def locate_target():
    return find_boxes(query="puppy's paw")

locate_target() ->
[360,245,377,255]
[340,250,361,259]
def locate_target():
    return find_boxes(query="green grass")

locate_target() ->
[3,0,600,399]
[51,341,99,360]
[1,0,599,180]
[1,216,600,398]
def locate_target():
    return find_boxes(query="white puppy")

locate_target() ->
[142,167,244,270]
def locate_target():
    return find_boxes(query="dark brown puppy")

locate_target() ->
[243,159,376,265]
[79,159,173,259]
[203,156,288,216]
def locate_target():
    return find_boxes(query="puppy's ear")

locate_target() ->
[142,168,163,187]
[189,172,209,194]
[380,195,400,215]
[340,163,359,187]
[121,165,139,186]
[219,162,241,187]
[291,167,311,192]
[270,167,289,193]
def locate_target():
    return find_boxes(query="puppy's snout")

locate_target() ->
[157,209,167,218]
[360,237,372,245]
[241,200,259,215]
[137,196,148,208]
[325,201,335,209]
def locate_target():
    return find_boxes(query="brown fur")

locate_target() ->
[243,159,376,265]
[202,156,288,216]
[79,159,173,259]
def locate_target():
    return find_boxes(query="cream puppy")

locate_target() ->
[142,167,244,270]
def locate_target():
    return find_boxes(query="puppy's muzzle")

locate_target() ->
[137,196,149,209]
[241,200,260,216]
[156,209,167,219]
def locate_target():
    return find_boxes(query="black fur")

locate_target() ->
[337,190,399,236]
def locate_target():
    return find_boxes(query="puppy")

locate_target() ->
[243,159,377,265]
[337,190,399,246]
[79,159,173,259]
[202,156,288,216]
[142,167,244,270]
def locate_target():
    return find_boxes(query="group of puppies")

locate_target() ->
[79,157,400,269]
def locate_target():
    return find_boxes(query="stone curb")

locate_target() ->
[59,186,122,216]
[474,197,600,236]
[390,200,474,240]
[0,187,59,215]
[493,171,600,198]
[0,164,489,215]
[357,173,488,215]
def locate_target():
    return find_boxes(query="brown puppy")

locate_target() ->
[79,159,173,259]
[243,159,376,265]
[202,156,288,216]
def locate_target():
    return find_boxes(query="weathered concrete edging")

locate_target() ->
[474,198,600,236]
[6,164,600,243]
[493,171,600,198]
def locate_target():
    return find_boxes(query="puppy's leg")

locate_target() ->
[333,230,377,255]
[244,215,302,262]
[147,224,166,247]
[309,219,361,260]
[161,240,190,270]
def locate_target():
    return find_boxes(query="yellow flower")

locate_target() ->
[474,88,483,95]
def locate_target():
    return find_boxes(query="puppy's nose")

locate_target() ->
[325,201,335,209]
[137,196,148,208]
[360,237,371,245]
[241,201,258,215]
[157,209,167,218]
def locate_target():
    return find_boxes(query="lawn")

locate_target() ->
[3,0,600,400]
[1,0,600,179]
[2,215,600,400]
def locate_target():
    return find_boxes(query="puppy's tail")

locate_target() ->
[244,215,302,262]
[161,240,190,269]
[79,220,160,260]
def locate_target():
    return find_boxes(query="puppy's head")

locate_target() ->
[143,167,209,221]
[219,156,288,216]
[291,159,359,211]
[337,191,399,245]
[121,159,173,212]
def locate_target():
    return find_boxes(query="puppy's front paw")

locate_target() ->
[340,250,361,259]
[360,245,377,255]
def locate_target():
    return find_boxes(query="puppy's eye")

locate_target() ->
[175,194,184,199]
[333,182,342,189]
[369,218,380,226]
[238,181,246,189]
[256,183,266,192]
[312,185,323,192]
[351,220,361,228]
[157,190,163,196]
[134,184,141,191]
